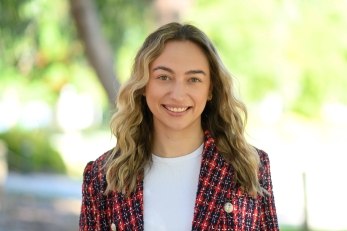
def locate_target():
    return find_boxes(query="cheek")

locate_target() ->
[146,84,165,99]
[145,89,161,108]
[193,89,210,102]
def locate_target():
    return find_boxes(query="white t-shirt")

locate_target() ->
[143,143,204,231]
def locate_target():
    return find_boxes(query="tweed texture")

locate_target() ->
[79,130,279,231]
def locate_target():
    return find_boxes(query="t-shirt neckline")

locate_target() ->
[151,143,204,164]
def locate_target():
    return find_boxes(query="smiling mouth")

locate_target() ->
[164,106,190,112]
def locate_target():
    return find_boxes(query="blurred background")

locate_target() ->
[0,0,346,230]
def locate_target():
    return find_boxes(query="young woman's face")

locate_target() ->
[144,40,211,133]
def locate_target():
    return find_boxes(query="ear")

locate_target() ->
[209,84,213,95]
[207,85,213,101]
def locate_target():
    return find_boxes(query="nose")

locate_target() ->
[170,81,187,102]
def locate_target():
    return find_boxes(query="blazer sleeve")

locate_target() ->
[79,161,96,231]
[258,150,279,230]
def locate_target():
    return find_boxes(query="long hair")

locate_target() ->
[105,22,263,197]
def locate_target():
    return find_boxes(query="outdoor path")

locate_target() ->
[0,172,82,231]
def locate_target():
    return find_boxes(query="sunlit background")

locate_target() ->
[0,0,346,230]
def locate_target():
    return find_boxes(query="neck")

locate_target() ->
[151,127,204,158]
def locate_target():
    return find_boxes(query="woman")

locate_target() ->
[79,22,279,231]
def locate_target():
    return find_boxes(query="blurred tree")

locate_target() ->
[68,0,154,104]
[1,0,346,121]
[0,0,155,172]
[69,0,120,105]
[68,0,192,104]
[0,0,85,105]
[1,0,346,173]
[0,0,154,106]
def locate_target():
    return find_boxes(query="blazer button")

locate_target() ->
[111,223,116,231]
[224,202,233,213]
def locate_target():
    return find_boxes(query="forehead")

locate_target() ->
[150,40,210,73]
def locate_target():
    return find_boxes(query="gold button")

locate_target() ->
[224,202,233,213]
[111,223,116,231]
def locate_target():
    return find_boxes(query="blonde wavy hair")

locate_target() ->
[105,22,263,197]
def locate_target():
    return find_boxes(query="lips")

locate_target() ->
[164,106,189,112]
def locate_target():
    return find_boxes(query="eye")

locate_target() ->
[189,77,201,83]
[158,75,170,81]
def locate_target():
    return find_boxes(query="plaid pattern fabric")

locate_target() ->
[79,130,279,231]
[79,153,144,231]
[192,131,278,230]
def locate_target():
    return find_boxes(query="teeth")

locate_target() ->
[166,106,188,112]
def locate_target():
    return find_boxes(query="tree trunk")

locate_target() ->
[68,0,119,106]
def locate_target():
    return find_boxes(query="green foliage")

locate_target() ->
[0,0,108,173]
[2,0,347,119]
[0,0,107,105]
[0,0,155,173]
[0,129,66,173]
[0,0,154,103]
[185,0,347,117]
[95,0,152,51]
[94,0,153,82]
[1,0,72,98]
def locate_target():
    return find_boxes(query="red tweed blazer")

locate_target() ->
[79,131,279,230]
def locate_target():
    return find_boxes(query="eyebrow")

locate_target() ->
[185,69,206,76]
[152,65,206,76]
[153,66,174,74]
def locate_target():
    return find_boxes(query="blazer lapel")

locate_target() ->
[111,179,144,231]
[192,131,236,230]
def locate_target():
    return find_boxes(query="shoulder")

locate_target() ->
[83,149,112,175]
[82,149,114,194]
[255,148,271,167]
[254,148,274,191]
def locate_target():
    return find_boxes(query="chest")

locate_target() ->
[142,153,202,230]
[98,170,262,231]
